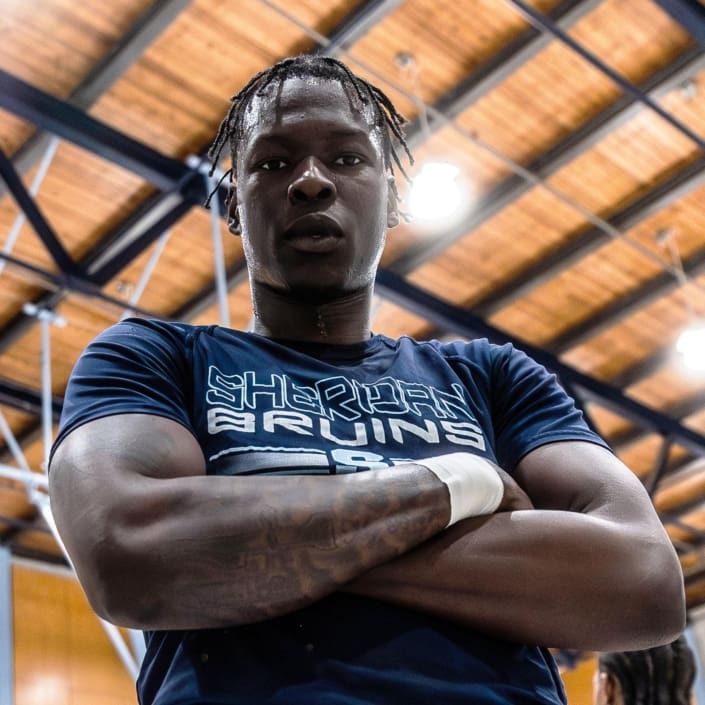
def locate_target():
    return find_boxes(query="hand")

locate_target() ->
[495,467,534,512]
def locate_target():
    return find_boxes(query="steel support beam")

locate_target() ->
[0,378,61,421]
[0,147,79,276]
[652,0,705,47]
[608,348,675,389]
[88,194,195,285]
[602,390,705,452]
[317,0,403,56]
[375,268,705,456]
[0,70,195,191]
[0,514,44,536]
[0,252,163,356]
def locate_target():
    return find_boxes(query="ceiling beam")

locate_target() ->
[652,0,705,47]
[0,379,61,420]
[317,0,403,56]
[606,391,705,453]
[0,147,80,276]
[608,348,676,389]
[0,251,164,356]
[505,0,705,150]
[391,47,705,276]
[415,150,705,354]
[0,69,197,192]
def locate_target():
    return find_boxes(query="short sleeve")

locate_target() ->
[51,318,196,462]
[488,343,610,471]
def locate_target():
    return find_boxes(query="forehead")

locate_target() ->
[240,76,380,148]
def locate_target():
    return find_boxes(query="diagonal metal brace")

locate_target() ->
[0,146,81,277]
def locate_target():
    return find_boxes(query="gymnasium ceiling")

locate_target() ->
[2,0,705,613]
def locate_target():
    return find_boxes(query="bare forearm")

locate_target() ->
[344,509,685,651]
[84,466,449,630]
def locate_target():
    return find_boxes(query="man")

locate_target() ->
[593,636,696,705]
[49,56,685,705]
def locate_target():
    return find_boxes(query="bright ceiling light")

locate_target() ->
[409,162,462,222]
[677,324,705,372]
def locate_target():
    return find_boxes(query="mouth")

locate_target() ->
[283,214,344,254]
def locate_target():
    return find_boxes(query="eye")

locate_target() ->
[259,159,288,171]
[333,154,363,166]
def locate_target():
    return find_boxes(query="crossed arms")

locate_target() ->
[49,412,685,651]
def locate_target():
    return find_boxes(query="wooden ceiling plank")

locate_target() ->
[476,152,705,319]
[546,244,705,354]
[404,0,603,148]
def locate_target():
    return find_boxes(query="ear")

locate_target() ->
[227,184,241,235]
[602,672,620,705]
[386,175,400,229]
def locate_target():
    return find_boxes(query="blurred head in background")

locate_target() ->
[594,635,696,705]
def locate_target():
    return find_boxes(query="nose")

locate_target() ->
[288,157,336,205]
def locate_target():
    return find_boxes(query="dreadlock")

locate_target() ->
[205,55,414,208]
[598,636,696,705]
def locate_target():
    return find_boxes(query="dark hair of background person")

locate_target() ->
[598,635,696,705]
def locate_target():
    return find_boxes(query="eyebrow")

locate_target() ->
[248,127,374,151]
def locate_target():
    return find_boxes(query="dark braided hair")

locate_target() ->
[205,55,414,207]
[598,636,696,705]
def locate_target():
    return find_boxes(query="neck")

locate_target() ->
[249,282,374,345]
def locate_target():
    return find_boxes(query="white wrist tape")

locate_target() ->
[416,452,504,527]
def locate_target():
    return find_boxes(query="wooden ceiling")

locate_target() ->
[1,0,705,621]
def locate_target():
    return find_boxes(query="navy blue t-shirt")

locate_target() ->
[54,318,609,705]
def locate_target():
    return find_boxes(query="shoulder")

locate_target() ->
[395,335,518,369]
[94,317,203,345]
[84,318,230,359]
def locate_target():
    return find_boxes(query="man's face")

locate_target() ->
[231,76,399,301]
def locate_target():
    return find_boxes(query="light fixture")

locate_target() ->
[677,323,705,372]
[408,162,463,223]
